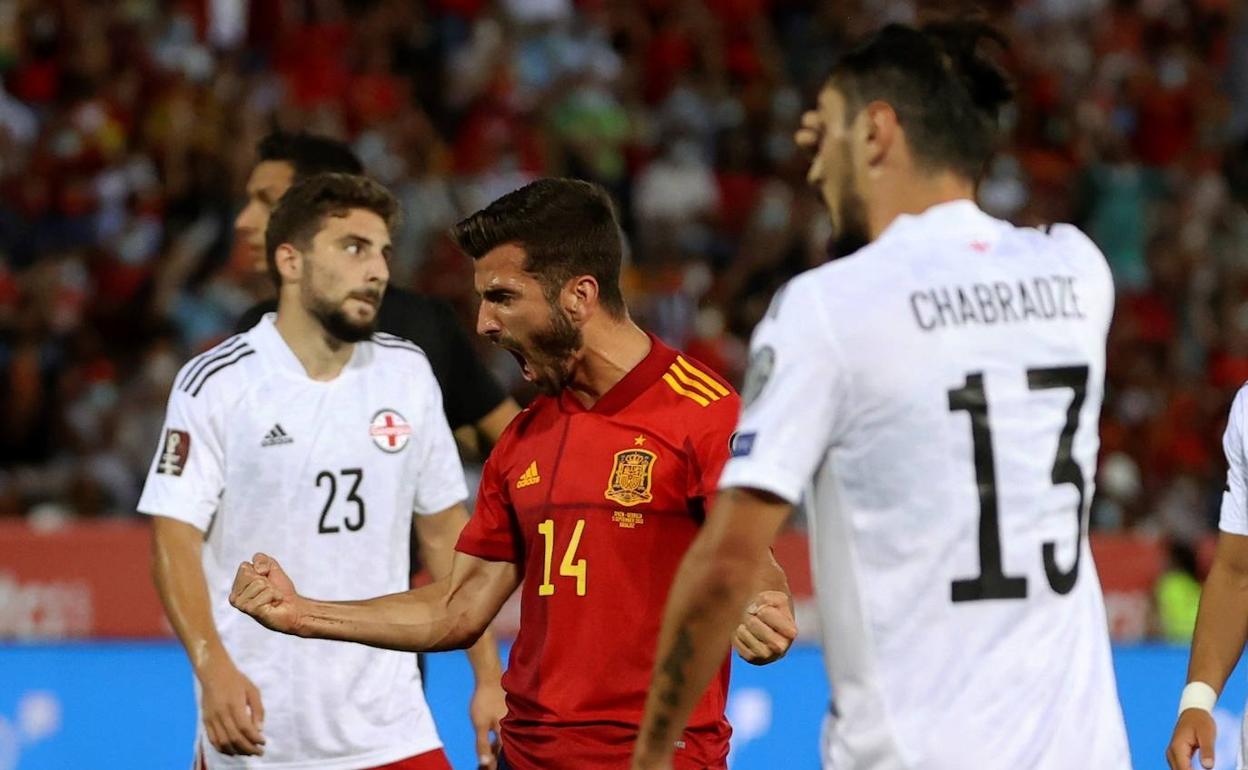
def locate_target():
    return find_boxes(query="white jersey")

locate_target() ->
[138,314,468,770]
[1216,385,1248,769]
[720,201,1131,769]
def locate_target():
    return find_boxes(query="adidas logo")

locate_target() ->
[261,424,294,447]
[516,461,541,489]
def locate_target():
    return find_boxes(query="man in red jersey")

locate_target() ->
[227,178,797,770]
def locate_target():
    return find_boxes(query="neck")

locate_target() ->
[564,316,652,408]
[274,295,356,381]
[866,171,975,240]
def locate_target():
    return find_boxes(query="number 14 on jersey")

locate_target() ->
[538,519,587,597]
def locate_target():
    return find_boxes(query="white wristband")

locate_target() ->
[1178,681,1218,715]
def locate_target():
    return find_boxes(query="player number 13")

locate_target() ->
[948,365,1089,602]
[537,519,587,597]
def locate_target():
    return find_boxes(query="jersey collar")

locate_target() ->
[254,312,361,381]
[559,332,679,416]
[878,199,993,243]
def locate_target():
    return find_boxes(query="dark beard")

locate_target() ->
[318,306,377,343]
[510,305,582,396]
[301,260,382,343]
[828,145,870,259]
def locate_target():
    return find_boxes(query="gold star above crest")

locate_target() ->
[634,435,647,446]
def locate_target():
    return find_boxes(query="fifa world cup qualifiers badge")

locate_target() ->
[157,429,191,476]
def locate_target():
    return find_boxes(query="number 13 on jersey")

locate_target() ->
[948,365,1089,603]
[538,519,587,596]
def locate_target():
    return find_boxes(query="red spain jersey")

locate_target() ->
[457,335,739,770]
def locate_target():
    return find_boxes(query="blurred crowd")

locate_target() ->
[0,0,1246,549]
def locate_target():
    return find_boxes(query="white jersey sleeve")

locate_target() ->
[1220,384,1248,535]
[409,360,469,515]
[136,371,226,531]
[718,276,851,504]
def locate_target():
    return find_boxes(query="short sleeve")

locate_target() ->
[411,363,470,515]
[456,448,521,562]
[686,392,740,512]
[1220,386,1248,535]
[717,276,850,505]
[136,381,226,532]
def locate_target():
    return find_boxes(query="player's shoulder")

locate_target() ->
[786,236,904,309]
[1022,220,1106,262]
[652,350,739,421]
[1030,220,1100,251]
[366,332,434,374]
[172,333,262,402]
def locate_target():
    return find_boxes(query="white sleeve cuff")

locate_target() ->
[717,458,806,506]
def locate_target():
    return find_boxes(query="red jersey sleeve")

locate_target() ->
[456,448,521,562]
[686,391,741,512]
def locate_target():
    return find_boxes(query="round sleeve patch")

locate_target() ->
[741,345,775,407]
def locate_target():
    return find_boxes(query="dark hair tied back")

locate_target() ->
[921,20,1014,123]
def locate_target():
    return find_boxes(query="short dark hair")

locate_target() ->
[265,173,400,287]
[450,179,627,318]
[256,130,363,179]
[829,20,1013,181]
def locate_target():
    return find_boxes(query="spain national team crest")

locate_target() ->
[369,409,412,453]
[604,449,657,507]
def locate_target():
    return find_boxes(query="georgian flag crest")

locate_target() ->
[369,409,412,453]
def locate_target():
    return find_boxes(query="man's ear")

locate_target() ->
[860,100,900,170]
[274,243,302,285]
[564,275,601,322]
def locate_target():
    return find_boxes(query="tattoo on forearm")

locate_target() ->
[643,626,696,749]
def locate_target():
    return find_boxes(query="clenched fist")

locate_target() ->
[733,589,797,665]
[229,553,303,635]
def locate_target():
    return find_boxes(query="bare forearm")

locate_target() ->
[1188,560,1248,692]
[151,522,230,676]
[297,581,475,653]
[636,545,757,762]
[415,504,508,680]
[415,506,505,675]
[636,488,792,766]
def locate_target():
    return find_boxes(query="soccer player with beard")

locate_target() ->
[634,20,1130,770]
[141,174,505,770]
[233,131,520,449]
[226,178,799,770]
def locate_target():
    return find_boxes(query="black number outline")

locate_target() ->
[1027,365,1088,596]
[949,366,1090,602]
[948,373,1028,602]
[315,469,366,534]
[316,471,339,534]
[341,468,366,532]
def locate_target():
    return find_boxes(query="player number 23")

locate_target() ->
[537,519,587,597]
[315,468,366,534]
[948,366,1088,603]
